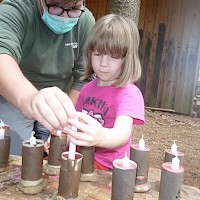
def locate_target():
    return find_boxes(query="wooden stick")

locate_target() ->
[145,106,175,113]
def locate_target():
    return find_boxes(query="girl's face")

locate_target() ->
[91,52,124,86]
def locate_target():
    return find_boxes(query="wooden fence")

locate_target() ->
[87,0,200,115]
[137,0,200,115]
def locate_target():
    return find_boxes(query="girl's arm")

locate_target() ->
[65,111,133,148]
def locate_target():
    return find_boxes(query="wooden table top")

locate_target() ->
[0,155,199,200]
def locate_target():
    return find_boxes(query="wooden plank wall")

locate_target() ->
[86,0,109,20]
[86,0,200,115]
[138,0,200,115]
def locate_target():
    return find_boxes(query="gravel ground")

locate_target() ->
[133,109,200,189]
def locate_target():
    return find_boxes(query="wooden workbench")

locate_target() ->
[0,155,199,200]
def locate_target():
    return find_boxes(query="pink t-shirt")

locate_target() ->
[76,79,145,169]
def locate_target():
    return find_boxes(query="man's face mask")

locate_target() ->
[40,0,81,34]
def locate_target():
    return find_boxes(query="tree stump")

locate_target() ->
[108,0,140,25]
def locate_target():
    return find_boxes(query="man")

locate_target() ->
[0,0,95,155]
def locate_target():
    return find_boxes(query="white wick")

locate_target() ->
[30,131,37,145]
[139,135,145,149]
[68,125,77,160]
[171,155,180,170]
[56,130,62,136]
[122,151,130,167]
[0,119,5,127]
[0,126,5,139]
[171,140,178,155]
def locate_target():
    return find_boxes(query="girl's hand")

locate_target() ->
[64,112,103,147]
[44,135,51,155]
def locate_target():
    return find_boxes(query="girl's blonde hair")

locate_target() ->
[82,14,142,87]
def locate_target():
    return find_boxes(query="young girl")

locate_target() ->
[65,14,145,170]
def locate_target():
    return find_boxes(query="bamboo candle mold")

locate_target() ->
[130,143,151,193]
[0,126,10,173]
[43,134,67,176]
[159,162,184,200]
[164,149,184,166]
[111,157,137,200]
[78,146,96,182]
[56,151,83,199]
[17,139,45,194]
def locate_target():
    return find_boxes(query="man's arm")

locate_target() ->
[68,89,80,106]
[0,54,76,132]
[0,54,38,110]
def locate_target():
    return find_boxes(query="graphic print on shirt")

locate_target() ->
[82,96,109,116]
[65,42,78,48]
[82,109,105,126]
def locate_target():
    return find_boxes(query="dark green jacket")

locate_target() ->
[0,0,95,91]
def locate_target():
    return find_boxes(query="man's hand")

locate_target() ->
[21,87,77,132]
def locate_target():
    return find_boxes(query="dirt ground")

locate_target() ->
[133,109,200,189]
